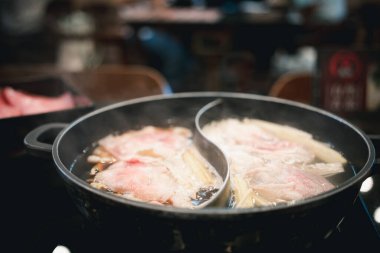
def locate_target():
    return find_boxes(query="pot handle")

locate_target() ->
[368,135,379,174]
[24,123,68,157]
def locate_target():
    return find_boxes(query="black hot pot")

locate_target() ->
[24,92,375,251]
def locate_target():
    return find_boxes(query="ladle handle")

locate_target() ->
[24,123,68,158]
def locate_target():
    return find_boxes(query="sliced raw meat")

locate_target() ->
[203,118,315,166]
[93,159,191,207]
[0,93,21,118]
[202,118,345,207]
[88,126,223,208]
[99,126,192,161]
[245,163,334,202]
[2,87,75,116]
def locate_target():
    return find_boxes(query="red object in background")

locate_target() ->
[0,86,75,119]
[320,50,368,113]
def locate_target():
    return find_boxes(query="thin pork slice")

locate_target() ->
[99,126,192,161]
[202,118,343,208]
[93,159,191,207]
[203,118,315,166]
[245,163,334,202]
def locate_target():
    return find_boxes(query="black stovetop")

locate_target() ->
[5,149,380,253]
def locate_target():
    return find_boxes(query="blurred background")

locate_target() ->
[1,1,379,251]
[1,0,380,135]
[0,1,378,95]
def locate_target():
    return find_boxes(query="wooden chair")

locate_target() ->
[269,72,312,104]
[0,64,169,104]
[67,65,169,104]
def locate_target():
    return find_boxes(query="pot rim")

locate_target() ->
[52,91,375,217]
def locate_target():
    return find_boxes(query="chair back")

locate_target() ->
[269,72,312,104]
[69,65,169,104]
